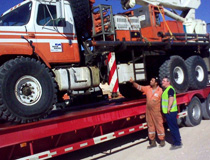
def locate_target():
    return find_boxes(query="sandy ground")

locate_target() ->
[52,120,210,160]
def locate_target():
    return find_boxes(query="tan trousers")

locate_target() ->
[146,106,165,141]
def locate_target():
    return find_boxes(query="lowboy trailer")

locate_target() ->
[1,87,210,160]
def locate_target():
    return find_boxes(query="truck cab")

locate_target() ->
[0,0,80,65]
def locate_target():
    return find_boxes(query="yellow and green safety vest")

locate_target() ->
[161,85,178,114]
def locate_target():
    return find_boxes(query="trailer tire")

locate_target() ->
[201,94,210,120]
[184,97,202,127]
[177,118,183,127]
[185,56,208,90]
[0,57,57,123]
[69,0,91,39]
[119,83,142,99]
[159,56,189,93]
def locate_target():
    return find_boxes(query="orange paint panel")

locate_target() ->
[162,21,184,33]
[141,27,162,41]
[141,20,184,42]
[0,35,23,39]
[115,30,131,41]
[115,30,141,41]
[0,43,33,55]
[36,42,80,63]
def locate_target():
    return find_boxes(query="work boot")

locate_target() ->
[170,143,183,150]
[147,139,157,149]
[159,140,165,147]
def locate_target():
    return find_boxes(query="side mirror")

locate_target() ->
[55,18,66,27]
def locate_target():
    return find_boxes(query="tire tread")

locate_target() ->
[0,57,57,123]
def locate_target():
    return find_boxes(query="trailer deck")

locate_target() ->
[1,87,210,160]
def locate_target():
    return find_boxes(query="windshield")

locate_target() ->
[0,2,32,26]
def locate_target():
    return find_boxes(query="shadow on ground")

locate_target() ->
[51,125,177,160]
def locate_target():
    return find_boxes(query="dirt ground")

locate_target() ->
[52,119,210,160]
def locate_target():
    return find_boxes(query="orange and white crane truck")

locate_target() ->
[0,0,209,124]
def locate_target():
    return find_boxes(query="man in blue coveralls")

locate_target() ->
[161,77,183,150]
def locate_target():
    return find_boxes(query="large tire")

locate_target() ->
[69,0,91,39]
[0,57,57,123]
[184,97,202,127]
[185,56,208,90]
[201,94,210,120]
[119,83,142,99]
[159,56,189,93]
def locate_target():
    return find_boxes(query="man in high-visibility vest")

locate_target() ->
[130,77,165,148]
[161,77,182,150]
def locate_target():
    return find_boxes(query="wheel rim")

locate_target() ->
[192,103,201,120]
[173,66,184,84]
[15,76,42,106]
[195,65,204,82]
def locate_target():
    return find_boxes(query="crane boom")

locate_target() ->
[133,0,201,11]
[121,0,206,34]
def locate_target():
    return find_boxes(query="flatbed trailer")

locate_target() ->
[1,87,210,160]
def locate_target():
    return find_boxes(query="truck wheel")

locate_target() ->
[184,97,202,127]
[177,117,184,127]
[69,0,91,39]
[119,83,142,99]
[185,56,208,90]
[201,94,210,119]
[159,56,189,93]
[0,57,57,123]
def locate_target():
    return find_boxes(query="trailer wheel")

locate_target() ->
[0,57,57,123]
[177,118,183,127]
[201,94,210,119]
[184,97,202,127]
[185,56,208,90]
[69,0,91,39]
[159,56,189,93]
[119,83,142,99]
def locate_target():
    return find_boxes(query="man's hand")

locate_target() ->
[167,107,171,114]
[130,77,142,91]
[130,77,134,83]
[167,97,174,114]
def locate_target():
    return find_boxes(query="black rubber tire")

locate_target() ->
[185,56,208,90]
[184,97,202,127]
[69,0,91,38]
[177,118,183,127]
[0,57,57,123]
[159,56,189,93]
[201,94,210,120]
[119,83,142,99]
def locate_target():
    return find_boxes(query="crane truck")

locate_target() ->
[0,0,209,123]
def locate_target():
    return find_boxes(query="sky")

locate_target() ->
[0,0,210,23]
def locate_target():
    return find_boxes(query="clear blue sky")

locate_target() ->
[0,0,210,23]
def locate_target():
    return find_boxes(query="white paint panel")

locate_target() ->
[65,147,73,152]
[118,131,125,135]
[94,133,116,144]
[0,39,77,44]
[117,63,145,84]
[80,143,88,147]
[16,151,52,160]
